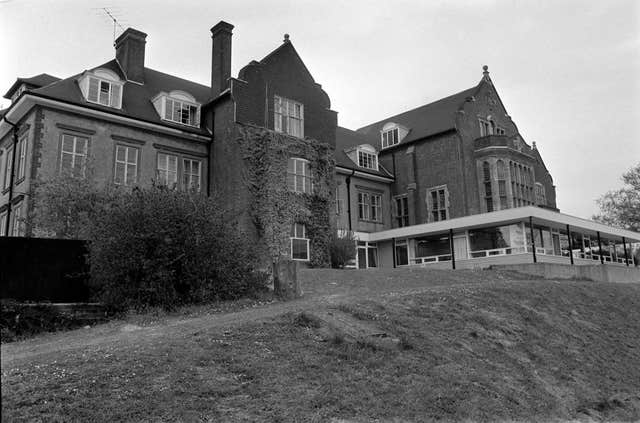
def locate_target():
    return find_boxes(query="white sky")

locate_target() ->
[1,0,638,219]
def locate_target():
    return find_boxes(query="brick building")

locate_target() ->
[1,22,638,270]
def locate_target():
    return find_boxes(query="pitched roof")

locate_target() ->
[334,126,393,178]
[3,73,61,99]
[29,60,210,135]
[355,84,481,149]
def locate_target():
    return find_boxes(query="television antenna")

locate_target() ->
[93,7,128,45]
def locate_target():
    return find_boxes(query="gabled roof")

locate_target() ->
[334,126,393,178]
[29,60,210,135]
[356,84,481,149]
[3,73,61,99]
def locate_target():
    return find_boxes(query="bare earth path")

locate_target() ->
[1,268,530,368]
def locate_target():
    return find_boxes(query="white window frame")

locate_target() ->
[357,149,378,170]
[535,182,547,205]
[16,133,28,181]
[287,157,312,194]
[114,144,139,186]
[395,195,409,227]
[163,98,201,127]
[86,76,123,109]
[60,134,88,177]
[274,96,304,138]
[157,153,178,188]
[0,211,7,236]
[381,127,399,149]
[183,158,202,192]
[290,223,310,261]
[428,185,449,222]
[3,146,13,190]
[358,191,382,222]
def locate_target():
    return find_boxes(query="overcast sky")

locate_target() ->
[1,0,638,220]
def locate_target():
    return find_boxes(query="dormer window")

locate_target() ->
[381,122,407,149]
[357,145,378,170]
[79,69,123,109]
[382,127,399,148]
[152,91,201,127]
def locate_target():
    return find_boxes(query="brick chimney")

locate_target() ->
[115,28,147,84]
[211,21,234,96]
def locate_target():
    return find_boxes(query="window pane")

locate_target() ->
[126,163,137,184]
[62,135,75,153]
[292,239,308,260]
[88,78,99,102]
[115,162,125,184]
[116,146,126,162]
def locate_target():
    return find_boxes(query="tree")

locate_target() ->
[593,162,640,232]
[329,229,356,268]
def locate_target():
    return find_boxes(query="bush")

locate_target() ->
[88,187,268,310]
[330,230,356,268]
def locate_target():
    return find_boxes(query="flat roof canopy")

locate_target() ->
[362,206,640,243]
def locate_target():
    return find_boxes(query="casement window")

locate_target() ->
[287,157,312,194]
[0,212,7,236]
[157,153,178,188]
[483,161,493,212]
[535,183,547,205]
[275,96,304,138]
[60,134,88,177]
[357,150,378,170]
[87,76,122,108]
[11,202,23,236]
[183,159,201,192]
[290,223,309,261]
[381,127,399,148]
[164,98,200,127]
[395,195,409,227]
[497,160,507,210]
[16,134,28,181]
[3,146,13,190]
[335,186,344,215]
[114,145,139,186]
[357,191,382,222]
[509,160,534,207]
[427,186,449,222]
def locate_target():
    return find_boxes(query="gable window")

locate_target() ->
[395,195,409,227]
[381,127,399,148]
[275,96,304,138]
[114,144,139,186]
[164,99,200,127]
[358,191,382,222]
[479,119,495,137]
[157,153,178,188]
[496,127,506,135]
[357,149,378,170]
[183,159,201,192]
[60,134,88,177]
[290,223,309,261]
[16,134,28,181]
[86,77,122,108]
[3,146,13,190]
[427,186,449,222]
[287,157,312,194]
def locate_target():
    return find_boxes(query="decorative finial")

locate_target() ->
[283,33,290,43]
[482,65,491,82]
[532,141,537,150]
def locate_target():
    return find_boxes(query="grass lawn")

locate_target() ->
[2,275,640,422]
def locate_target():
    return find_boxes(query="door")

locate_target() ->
[453,236,468,260]
[358,247,367,269]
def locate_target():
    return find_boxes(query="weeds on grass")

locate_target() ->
[293,312,322,329]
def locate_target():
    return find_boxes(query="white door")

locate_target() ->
[453,236,468,260]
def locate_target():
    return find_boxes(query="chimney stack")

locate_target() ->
[115,28,147,84]
[211,21,234,96]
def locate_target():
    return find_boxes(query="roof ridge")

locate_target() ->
[356,84,478,131]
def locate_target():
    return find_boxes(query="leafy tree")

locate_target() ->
[593,162,640,232]
[329,229,356,268]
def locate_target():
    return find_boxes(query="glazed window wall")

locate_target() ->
[469,224,526,257]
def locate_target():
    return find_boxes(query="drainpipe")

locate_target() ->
[566,224,574,265]
[449,228,456,270]
[2,116,19,236]
[529,216,537,263]
[345,169,355,231]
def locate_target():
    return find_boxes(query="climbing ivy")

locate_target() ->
[237,124,335,267]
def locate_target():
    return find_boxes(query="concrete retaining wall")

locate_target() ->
[493,263,640,283]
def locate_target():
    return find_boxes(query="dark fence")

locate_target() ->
[0,237,91,302]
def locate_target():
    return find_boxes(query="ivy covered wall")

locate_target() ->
[236,124,335,267]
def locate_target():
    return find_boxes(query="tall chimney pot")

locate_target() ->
[211,21,234,96]
[115,28,147,84]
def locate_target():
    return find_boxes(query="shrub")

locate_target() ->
[330,230,356,268]
[88,187,268,310]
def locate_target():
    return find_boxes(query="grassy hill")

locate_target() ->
[2,270,640,422]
